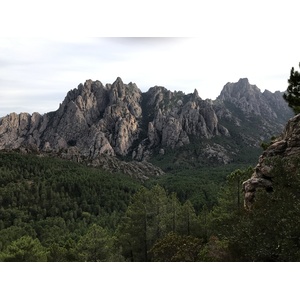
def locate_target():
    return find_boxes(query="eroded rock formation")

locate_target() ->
[0,77,293,170]
[243,113,300,209]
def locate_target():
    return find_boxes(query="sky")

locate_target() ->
[0,0,300,118]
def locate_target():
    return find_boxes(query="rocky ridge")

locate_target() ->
[243,113,300,209]
[215,78,293,146]
[0,77,293,175]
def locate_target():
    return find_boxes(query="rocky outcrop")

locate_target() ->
[216,78,291,120]
[214,78,293,146]
[0,78,232,161]
[0,77,292,170]
[0,112,45,151]
[132,86,230,160]
[40,77,143,157]
[243,113,300,209]
[50,147,164,181]
[0,78,143,158]
[87,155,164,181]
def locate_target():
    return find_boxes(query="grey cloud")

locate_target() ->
[0,91,65,117]
[0,58,39,68]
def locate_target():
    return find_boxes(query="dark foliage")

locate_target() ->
[0,152,140,261]
[283,62,300,114]
[1,150,300,261]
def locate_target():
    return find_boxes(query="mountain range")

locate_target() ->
[0,77,293,176]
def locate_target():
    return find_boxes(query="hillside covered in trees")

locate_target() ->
[1,150,300,262]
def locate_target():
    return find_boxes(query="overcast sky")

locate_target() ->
[0,0,299,293]
[0,1,299,117]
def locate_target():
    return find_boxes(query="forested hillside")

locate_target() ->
[0,152,141,261]
[0,151,243,261]
[2,150,299,262]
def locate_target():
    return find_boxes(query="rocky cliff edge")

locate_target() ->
[243,113,300,209]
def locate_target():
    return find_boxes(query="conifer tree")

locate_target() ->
[283,62,300,114]
[0,236,48,262]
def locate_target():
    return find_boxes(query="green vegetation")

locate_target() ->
[260,136,277,151]
[0,152,141,261]
[219,157,300,261]
[147,165,247,213]
[1,150,300,261]
[147,134,261,214]
[283,62,300,114]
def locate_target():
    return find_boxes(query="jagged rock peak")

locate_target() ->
[111,77,124,91]
[193,88,199,98]
[216,77,292,121]
[237,77,250,87]
[0,77,293,169]
[223,78,251,91]
[115,76,123,83]
[218,78,260,98]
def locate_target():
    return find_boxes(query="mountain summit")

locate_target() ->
[0,77,293,167]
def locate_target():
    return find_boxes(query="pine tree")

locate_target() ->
[0,236,48,262]
[283,62,300,114]
[77,224,114,262]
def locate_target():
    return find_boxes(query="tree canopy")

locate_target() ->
[283,62,300,114]
[2,150,300,261]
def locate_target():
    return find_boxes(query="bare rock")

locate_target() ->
[0,77,292,175]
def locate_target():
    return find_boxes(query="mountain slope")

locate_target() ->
[214,78,292,146]
[0,77,293,170]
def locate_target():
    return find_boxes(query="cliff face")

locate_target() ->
[133,86,230,161]
[0,78,142,157]
[243,113,300,209]
[0,77,292,167]
[0,77,229,159]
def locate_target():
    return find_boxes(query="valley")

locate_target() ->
[0,77,297,261]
